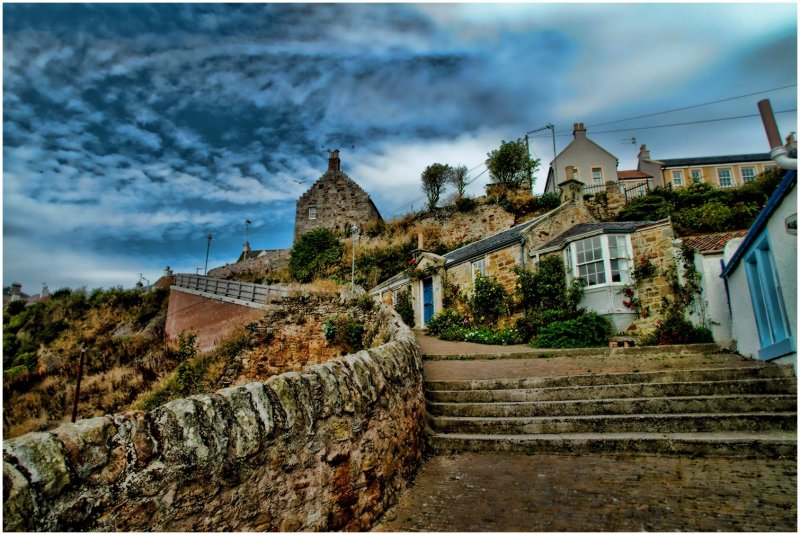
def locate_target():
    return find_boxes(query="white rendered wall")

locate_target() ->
[687,252,732,343]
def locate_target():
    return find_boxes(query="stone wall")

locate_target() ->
[628,221,678,332]
[165,288,265,353]
[585,182,627,221]
[208,249,290,280]
[3,305,425,532]
[294,152,382,242]
[524,201,597,252]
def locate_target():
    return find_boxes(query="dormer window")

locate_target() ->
[308,206,317,220]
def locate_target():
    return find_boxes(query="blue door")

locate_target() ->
[423,277,434,325]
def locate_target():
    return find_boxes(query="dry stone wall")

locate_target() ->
[3,305,425,532]
[208,249,290,280]
[628,221,678,332]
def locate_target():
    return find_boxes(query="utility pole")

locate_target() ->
[204,233,213,275]
[524,134,532,193]
[244,219,252,249]
[71,348,86,423]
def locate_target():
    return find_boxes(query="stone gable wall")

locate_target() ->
[3,305,425,532]
[295,172,382,242]
[208,249,290,280]
[628,221,678,332]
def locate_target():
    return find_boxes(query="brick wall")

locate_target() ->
[165,289,265,353]
[3,305,425,532]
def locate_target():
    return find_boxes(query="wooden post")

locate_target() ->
[71,348,86,423]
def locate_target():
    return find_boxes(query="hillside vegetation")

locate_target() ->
[3,287,173,437]
[615,168,784,236]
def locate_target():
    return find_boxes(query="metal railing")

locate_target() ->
[622,180,651,201]
[173,274,290,305]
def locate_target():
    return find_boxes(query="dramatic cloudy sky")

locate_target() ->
[3,3,797,292]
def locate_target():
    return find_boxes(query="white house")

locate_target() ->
[721,170,796,369]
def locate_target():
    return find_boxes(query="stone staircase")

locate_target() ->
[424,345,797,458]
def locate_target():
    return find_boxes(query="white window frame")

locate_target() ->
[566,234,632,288]
[672,170,684,186]
[718,168,733,188]
[308,206,317,220]
[471,257,487,281]
[690,169,702,184]
[741,167,756,183]
[591,167,603,185]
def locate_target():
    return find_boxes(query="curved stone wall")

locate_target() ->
[3,305,425,531]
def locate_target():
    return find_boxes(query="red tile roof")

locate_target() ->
[617,170,651,180]
[681,230,748,253]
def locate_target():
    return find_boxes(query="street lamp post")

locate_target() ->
[204,233,213,275]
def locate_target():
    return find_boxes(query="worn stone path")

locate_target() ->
[373,452,797,532]
[372,334,797,532]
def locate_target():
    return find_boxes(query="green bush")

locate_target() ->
[640,315,713,346]
[5,300,26,317]
[323,314,365,353]
[454,195,478,212]
[515,309,575,341]
[289,228,344,282]
[538,192,561,210]
[531,312,612,348]
[174,331,198,362]
[394,288,415,328]
[470,273,509,325]
[439,325,522,345]
[426,309,468,336]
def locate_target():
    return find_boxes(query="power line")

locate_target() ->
[589,83,797,129]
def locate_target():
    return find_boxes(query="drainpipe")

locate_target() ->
[758,99,797,170]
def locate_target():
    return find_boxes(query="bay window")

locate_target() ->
[565,234,632,287]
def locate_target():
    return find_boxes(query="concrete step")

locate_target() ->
[427,394,798,418]
[427,412,797,435]
[427,431,798,458]
[421,343,726,361]
[426,377,797,403]
[424,365,795,392]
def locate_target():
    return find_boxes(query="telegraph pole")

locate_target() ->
[204,233,213,275]
[527,124,557,189]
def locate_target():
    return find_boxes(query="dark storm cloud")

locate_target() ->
[3,3,796,291]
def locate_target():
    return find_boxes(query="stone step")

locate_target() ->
[426,377,797,403]
[427,412,797,435]
[421,343,726,361]
[424,366,794,392]
[427,431,798,458]
[427,394,798,418]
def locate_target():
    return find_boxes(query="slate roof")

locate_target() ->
[536,220,665,251]
[681,230,748,254]
[617,170,652,180]
[722,170,796,277]
[442,214,546,267]
[660,153,771,168]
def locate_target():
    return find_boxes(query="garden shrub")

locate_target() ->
[323,314,365,353]
[439,325,522,345]
[640,314,713,346]
[469,273,509,325]
[426,309,468,336]
[394,288,415,328]
[515,309,575,341]
[454,195,478,212]
[289,228,344,282]
[538,192,561,210]
[531,312,612,348]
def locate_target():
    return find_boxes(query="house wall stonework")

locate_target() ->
[524,201,597,255]
[628,222,678,332]
[294,152,382,242]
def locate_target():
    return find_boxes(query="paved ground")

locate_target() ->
[373,452,797,532]
[373,334,798,532]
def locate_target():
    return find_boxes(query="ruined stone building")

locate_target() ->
[294,150,382,242]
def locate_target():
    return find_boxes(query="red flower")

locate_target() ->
[409,258,415,264]
[623,300,630,307]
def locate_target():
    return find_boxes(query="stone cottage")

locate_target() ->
[370,180,677,332]
[294,150,382,242]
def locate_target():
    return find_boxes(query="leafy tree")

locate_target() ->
[486,138,540,191]
[420,163,451,211]
[289,228,344,282]
[448,164,469,198]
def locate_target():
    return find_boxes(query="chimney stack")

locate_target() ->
[417,232,424,250]
[327,150,341,172]
[638,144,650,160]
[573,122,586,139]
[11,282,21,296]
[565,165,577,180]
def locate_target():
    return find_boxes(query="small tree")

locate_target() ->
[420,163,451,211]
[289,228,344,282]
[486,138,539,191]
[448,164,469,198]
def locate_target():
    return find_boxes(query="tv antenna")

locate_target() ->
[622,136,637,145]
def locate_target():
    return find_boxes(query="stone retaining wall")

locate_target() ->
[3,305,426,531]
